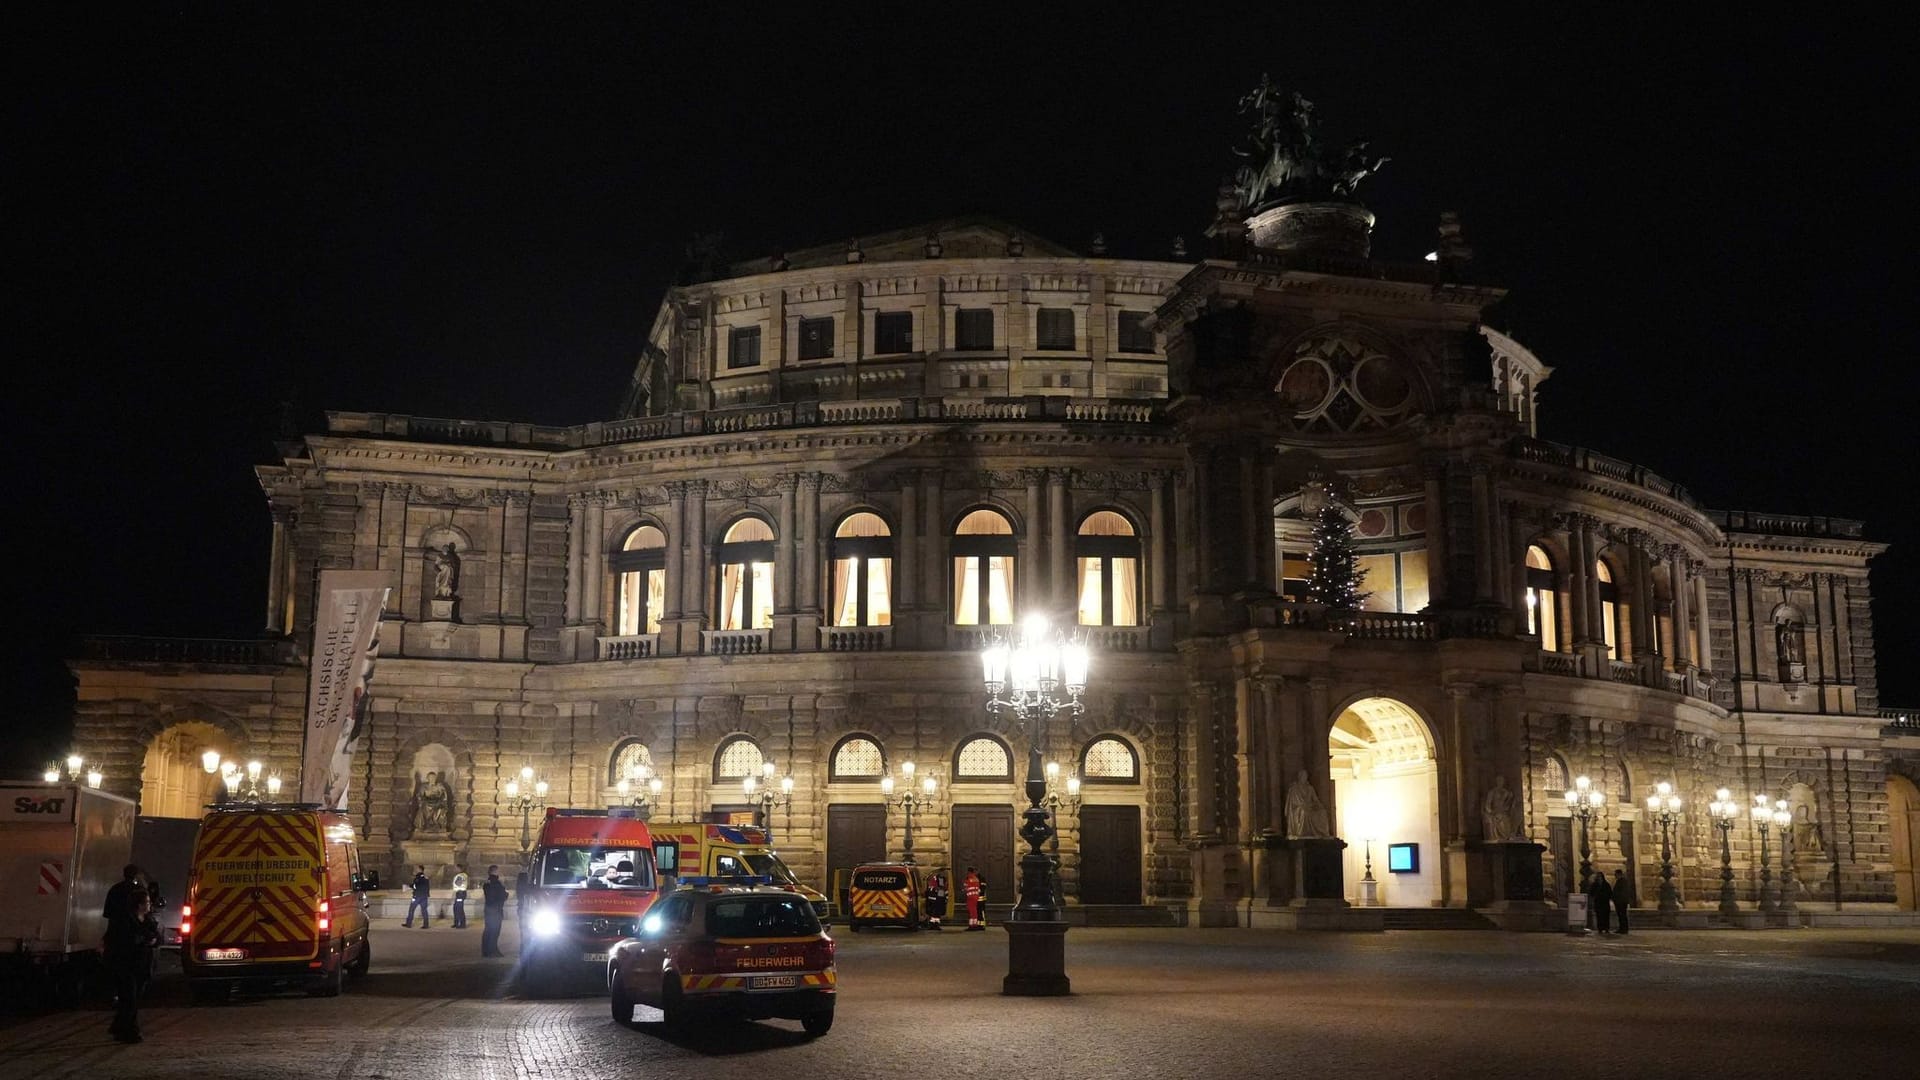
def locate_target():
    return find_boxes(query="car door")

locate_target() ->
[632,894,688,1004]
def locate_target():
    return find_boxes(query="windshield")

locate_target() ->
[538,845,656,889]
[742,852,800,885]
[705,895,821,938]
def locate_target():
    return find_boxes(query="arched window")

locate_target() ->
[951,509,1016,626]
[829,734,886,782]
[715,517,775,630]
[612,525,667,636]
[609,740,654,786]
[1075,511,1140,627]
[1525,544,1560,652]
[1596,558,1621,659]
[831,513,893,628]
[1543,754,1569,798]
[713,736,764,782]
[1080,736,1139,784]
[953,735,1013,781]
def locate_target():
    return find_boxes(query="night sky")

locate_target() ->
[9,9,1916,773]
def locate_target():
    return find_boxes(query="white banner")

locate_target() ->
[300,571,391,809]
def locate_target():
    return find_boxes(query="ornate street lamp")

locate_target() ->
[47,753,95,786]
[1645,782,1683,913]
[1563,774,1607,884]
[221,759,280,801]
[1040,762,1082,905]
[1752,793,1777,912]
[1772,798,1797,913]
[981,613,1088,996]
[503,765,549,857]
[1708,789,1741,916]
[201,749,222,775]
[881,762,939,864]
[613,764,661,818]
[744,760,792,833]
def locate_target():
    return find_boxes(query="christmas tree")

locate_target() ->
[1305,503,1370,609]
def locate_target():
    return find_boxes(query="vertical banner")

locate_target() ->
[301,570,392,809]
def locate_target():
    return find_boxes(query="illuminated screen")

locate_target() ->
[1387,843,1419,873]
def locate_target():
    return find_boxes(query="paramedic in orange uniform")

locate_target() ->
[963,866,985,931]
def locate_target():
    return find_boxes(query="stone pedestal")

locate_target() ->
[428,597,458,621]
[400,838,459,885]
[1002,921,1070,996]
[1245,201,1375,258]
[1467,840,1554,930]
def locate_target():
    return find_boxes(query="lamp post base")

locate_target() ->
[1002,920,1071,996]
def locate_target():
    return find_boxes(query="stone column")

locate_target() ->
[798,474,821,615]
[1508,507,1534,627]
[1626,533,1651,659]
[777,475,798,614]
[264,505,292,633]
[1233,679,1256,845]
[663,482,686,620]
[1173,471,1194,602]
[583,495,606,627]
[921,470,944,609]
[1149,473,1169,613]
[1669,547,1693,669]
[564,495,586,623]
[897,472,919,609]
[1693,567,1712,671]
[1471,464,1496,603]
[1422,461,1449,605]
[1563,518,1589,646]
[685,480,709,625]
[1048,469,1070,612]
[1024,470,1046,610]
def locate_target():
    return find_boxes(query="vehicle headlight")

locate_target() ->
[531,908,563,938]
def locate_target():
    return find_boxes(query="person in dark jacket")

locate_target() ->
[403,866,431,928]
[104,886,158,1042]
[1586,870,1615,934]
[480,865,508,957]
[924,871,949,930]
[1611,869,1633,935]
[103,864,144,927]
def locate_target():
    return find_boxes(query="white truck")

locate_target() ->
[0,782,136,1003]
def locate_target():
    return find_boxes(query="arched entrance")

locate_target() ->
[1329,697,1440,907]
[139,721,232,818]
[1891,775,1920,911]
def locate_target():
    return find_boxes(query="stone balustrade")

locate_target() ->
[596,634,659,660]
[77,636,292,666]
[701,629,770,655]
[818,626,892,652]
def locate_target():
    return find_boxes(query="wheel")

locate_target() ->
[801,1008,834,1037]
[309,957,344,997]
[848,919,863,933]
[610,971,637,1028]
[906,904,920,931]
[189,980,228,1006]
[347,937,371,977]
[660,974,687,1031]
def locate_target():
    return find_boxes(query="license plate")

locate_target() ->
[750,975,799,989]
[200,947,247,961]
[580,951,608,963]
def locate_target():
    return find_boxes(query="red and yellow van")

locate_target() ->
[520,808,660,994]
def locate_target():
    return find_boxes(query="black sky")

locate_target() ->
[9,8,1917,773]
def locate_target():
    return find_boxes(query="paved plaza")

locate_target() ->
[1,918,1914,1080]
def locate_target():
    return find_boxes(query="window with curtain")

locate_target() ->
[1596,558,1620,659]
[1525,544,1560,652]
[831,512,893,627]
[714,736,764,782]
[612,525,667,635]
[1075,510,1140,626]
[951,509,1016,625]
[716,517,776,630]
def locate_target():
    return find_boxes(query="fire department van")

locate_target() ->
[650,822,831,922]
[180,804,371,1002]
[520,807,660,994]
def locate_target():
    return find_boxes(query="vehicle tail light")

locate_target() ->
[806,939,836,968]
[318,900,330,932]
[180,904,192,937]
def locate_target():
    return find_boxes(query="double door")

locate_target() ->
[950,806,1014,904]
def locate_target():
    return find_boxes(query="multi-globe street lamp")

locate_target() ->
[1563,774,1608,884]
[44,752,103,789]
[743,760,792,832]
[1708,788,1741,916]
[220,759,281,801]
[1644,782,1683,912]
[613,764,661,818]
[1772,798,1798,913]
[1752,793,1777,912]
[503,765,549,857]
[981,613,1088,996]
[880,761,939,864]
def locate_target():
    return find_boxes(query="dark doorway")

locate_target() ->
[950,805,1015,904]
[1549,817,1574,908]
[827,804,887,913]
[1618,820,1641,907]
[1077,804,1142,904]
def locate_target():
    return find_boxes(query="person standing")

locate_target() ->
[1586,870,1615,935]
[103,864,144,928]
[963,866,985,931]
[104,886,158,1043]
[1611,869,1633,935]
[403,865,431,928]
[480,865,508,957]
[450,865,470,929]
[924,870,949,930]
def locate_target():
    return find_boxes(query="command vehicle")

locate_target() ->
[0,782,134,1003]
[608,878,835,1036]
[650,821,830,921]
[520,807,659,994]
[180,803,371,1001]
[846,861,923,931]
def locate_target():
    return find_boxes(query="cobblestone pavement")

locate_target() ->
[2,918,1914,1080]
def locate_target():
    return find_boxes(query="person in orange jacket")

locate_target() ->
[963,866,985,931]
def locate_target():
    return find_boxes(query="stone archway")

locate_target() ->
[1329,697,1440,907]
[1890,774,1920,911]
[138,721,234,818]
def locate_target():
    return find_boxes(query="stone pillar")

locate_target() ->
[1173,471,1193,602]
[799,474,821,615]
[1422,462,1449,605]
[1048,469,1070,612]
[663,482,686,620]
[1693,566,1712,671]
[1024,470,1046,611]
[583,495,606,627]
[1567,516,1594,645]
[1471,464,1496,604]
[264,505,292,633]
[1149,473,1169,613]
[1508,508,1534,628]
[685,480,709,626]
[897,472,919,609]
[502,492,530,626]
[564,495,586,623]
[922,470,944,609]
[1669,548,1693,668]
[777,475,798,614]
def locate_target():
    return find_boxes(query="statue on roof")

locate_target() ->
[1231,75,1389,213]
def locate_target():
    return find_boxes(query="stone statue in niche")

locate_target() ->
[1481,775,1523,842]
[1284,769,1331,839]
[430,544,461,600]
[1792,801,1825,857]
[412,770,452,836]
[1775,619,1806,682]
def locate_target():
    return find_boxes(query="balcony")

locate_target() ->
[597,634,660,660]
[701,629,770,655]
[1880,708,1919,738]
[818,625,892,651]
[1523,648,1715,701]
[1082,626,1148,652]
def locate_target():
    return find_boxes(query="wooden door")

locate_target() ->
[1077,804,1142,904]
[1618,820,1640,906]
[827,804,887,913]
[950,806,1015,904]
[1548,817,1574,908]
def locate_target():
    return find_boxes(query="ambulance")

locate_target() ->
[649,822,831,922]
[180,804,371,1002]
[519,807,660,994]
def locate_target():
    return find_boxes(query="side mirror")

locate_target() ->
[350,873,368,893]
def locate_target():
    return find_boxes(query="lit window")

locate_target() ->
[951,509,1015,625]
[1525,544,1560,652]
[955,736,1012,781]
[613,525,667,636]
[714,737,763,781]
[1081,737,1138,782]
[609,741,653,786]
[1596,559,1620,659]
[716,518,775,630]
[1075,511,1140,626]
[831,513,893,627]
[830,736,884,781]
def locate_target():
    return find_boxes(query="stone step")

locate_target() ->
[1378,907,1498,930]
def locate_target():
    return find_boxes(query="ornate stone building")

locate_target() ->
[70,119,1920,923]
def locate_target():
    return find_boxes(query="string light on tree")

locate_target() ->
[1306,502,1370,609]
